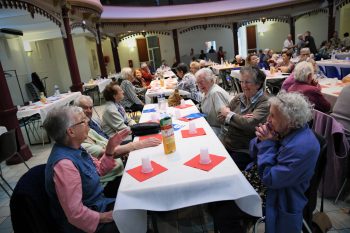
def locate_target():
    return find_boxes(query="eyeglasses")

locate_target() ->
[69,118,89,128]
[239,80,255,85]
[81,106,93,110]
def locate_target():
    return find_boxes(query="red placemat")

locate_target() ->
[174,104,193,109]
[127,161,168,182]
[184,154,226,171]
[181,128,206,138]
[139,134,162,141]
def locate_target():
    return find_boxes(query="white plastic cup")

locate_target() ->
[29,101,33,105]
[199,147,211,164]
[180,99,186,106]
[141,157,153,173]
[68,90,72,93]
[174,109,181,119]
[17,105,21,110]
[189,121,197,134]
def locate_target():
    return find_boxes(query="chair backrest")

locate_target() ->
[303,132,328,227]
[25,82,40,101]
[325,66,341,79]
[10,164,59,233]
[340,67,350,79]
[0,129,18,163]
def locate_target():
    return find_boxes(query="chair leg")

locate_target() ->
[15,152,30,170]
[0,182,11,197]
[334,178,348,204]
[0,173,14,192]
[302,218,312,233]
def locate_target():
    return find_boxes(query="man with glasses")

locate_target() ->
[73,95,160,195]
[44,106,130,233]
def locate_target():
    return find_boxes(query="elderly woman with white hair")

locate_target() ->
[195,68,231,137]
[43,105,130,233]
[214,91,320,233]
[287,61,331,112]
[119,67,144,112]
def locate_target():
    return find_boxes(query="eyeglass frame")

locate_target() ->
[68,117,89,128]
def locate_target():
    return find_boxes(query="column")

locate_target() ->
[290,17,295,43]
[62,6,83,92]
[96,24,108,78]
[0,61,32,164]
[328,0,335,40]
[111,37,121,73]
[172,29,180,64]
[232,22,239,56]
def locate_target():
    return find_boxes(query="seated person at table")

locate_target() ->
[195,68,231,137]
[281,48,312,90]
[218,66,269,170]
[275,51,294,73]
[102,82,136,137]
[44,106,130,233]
[287,61,331,113]
[213,92,320,233]
[140,62,154,86]
[119,67,144,112]
[233,55,245,66]
[245,54,259,67]
[132,69,146,88]
[75,95,161,190]
[189,61,200,75]
[175,63,202,104]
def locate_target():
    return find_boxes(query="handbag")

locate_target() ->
[130,122,161,136]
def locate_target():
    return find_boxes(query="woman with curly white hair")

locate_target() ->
[214,91,320,233]
[119,67,144,112]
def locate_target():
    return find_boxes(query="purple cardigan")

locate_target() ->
[312,110,349,197]
[288,81,331,113]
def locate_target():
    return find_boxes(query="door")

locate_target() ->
[136,38,149,62]
[246,25,257,54]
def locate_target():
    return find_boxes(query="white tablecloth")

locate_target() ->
[83,79,112,93]
[319,78,350,108]
[211,64,237,74]
[145,78,190,104]
[113,101,262,233]
[16,92,82,121]
[230,70,288,82]
[317,60,350,75]
[335,53,350,60]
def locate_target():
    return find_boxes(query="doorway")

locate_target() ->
[246,25,257,54]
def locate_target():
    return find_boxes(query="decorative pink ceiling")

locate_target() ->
[101,0,312,22]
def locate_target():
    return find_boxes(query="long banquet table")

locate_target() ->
[319,78,350,109]
[17,92,82,121]
[113,101,262,233]
[145,78,191,104]
[83,78,112,93]
[316,59,350,75]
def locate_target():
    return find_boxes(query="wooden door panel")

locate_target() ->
[136,38,149,62]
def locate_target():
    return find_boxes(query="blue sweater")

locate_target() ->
[250,125,320,233]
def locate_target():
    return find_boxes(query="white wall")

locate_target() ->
[0,37,30,105]
[256,21,289,52]
[295,12,329,49]
[178,27,234,61]
[238,25,247,58]
[117,34,175,69]
[102,37,115,74]
[339,4,350,37]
